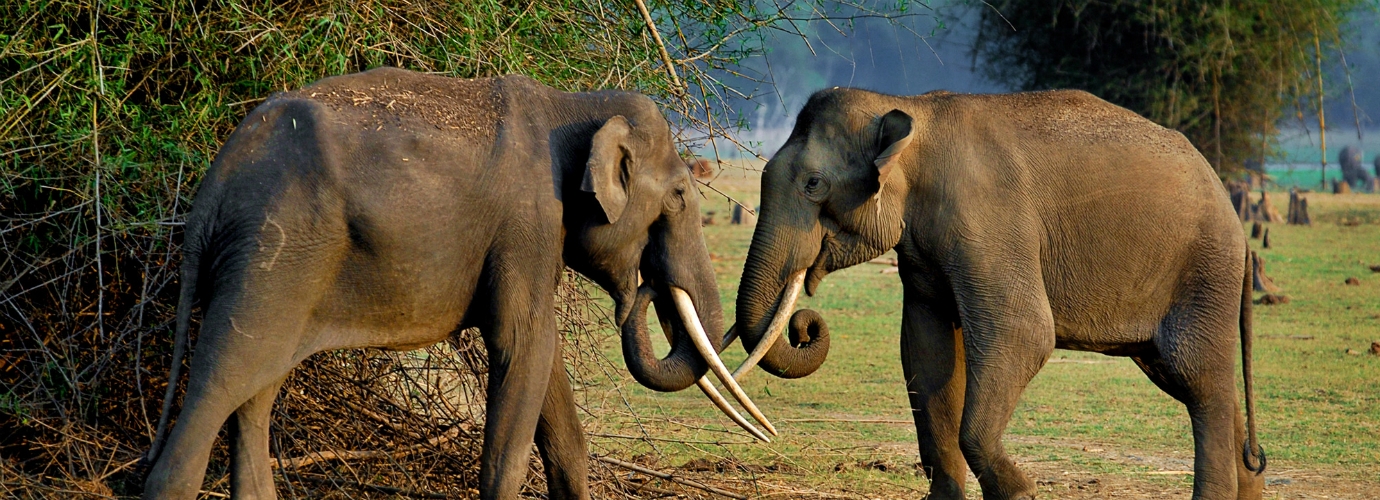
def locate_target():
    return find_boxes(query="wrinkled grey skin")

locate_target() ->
[1338,145,1373,190]
[142,67,724,500]
[736,88,1264,500]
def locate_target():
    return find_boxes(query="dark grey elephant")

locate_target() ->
[1338,145,1372,190]
[140,67,773,500]
[728,88,1265,500]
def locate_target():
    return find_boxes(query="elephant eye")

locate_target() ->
[664,186,687,214]
[804,175,825,194]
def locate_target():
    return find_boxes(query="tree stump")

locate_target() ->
[731,204,756,225]
[1254,191,1282,222]
[1287,189,1311,225]
[1250,221,1263,239]
[1228,181,1250,221]
[1253,254,1281,293]
[690,158,715,180]
[1333,179,1352,195]
[1262,227,1271,249]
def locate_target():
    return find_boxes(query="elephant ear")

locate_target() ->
[583,115,633,224]
[872,109,913,192]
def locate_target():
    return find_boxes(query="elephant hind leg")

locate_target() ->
[1133,349,1252,500]
[143,310,310,500]
[230,377,288,500]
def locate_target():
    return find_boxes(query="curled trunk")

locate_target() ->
[734,240,830,379]
[620,285,706,391]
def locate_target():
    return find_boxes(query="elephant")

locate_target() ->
[140,67,774,500]
[727,88,1265,500]
[1338,145,1372,190]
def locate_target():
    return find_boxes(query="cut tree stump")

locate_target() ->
[690,158,715,180]
[1287,189,1311,225]
[1262,228,1271,249]
[1254,191,1282,222]
[1228,181,1250,221]
[730,204,756,225]
[1253,255,1281,293]
[1333,179,1353,194]
[1250,221,1263,239]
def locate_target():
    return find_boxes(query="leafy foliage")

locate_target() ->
[973,0,1362,174]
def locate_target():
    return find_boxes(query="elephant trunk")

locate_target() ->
[620,285,705,392]
[733,232,830,379]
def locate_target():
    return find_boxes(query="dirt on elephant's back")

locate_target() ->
[289,72,502,137]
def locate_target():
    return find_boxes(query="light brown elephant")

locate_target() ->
[726,88,1265,500]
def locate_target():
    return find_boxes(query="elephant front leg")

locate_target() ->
[951,263,1055,500]
[535,341,589,500]
[900,299,968,499]
[478,269,559,499]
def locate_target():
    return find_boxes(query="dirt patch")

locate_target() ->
[699,435,1380,499]
[1007,435,1380,499]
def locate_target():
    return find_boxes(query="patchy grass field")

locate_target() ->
[579,162,1380,499]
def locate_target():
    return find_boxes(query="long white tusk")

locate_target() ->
[695,376,770,442]
[654,301,769,441]
[731,271,806,382]
[670,287,779,436]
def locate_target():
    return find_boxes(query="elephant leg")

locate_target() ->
[478,263,558,499]
[230,376,287,500]
[1133,349,1253,500]
[534,342,589,500]
[144,299,312,500]
[899,299,967,499]
[142,373,241,499]
[952,279,1054,500]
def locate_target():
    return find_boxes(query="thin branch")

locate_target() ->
[595,455,747,500]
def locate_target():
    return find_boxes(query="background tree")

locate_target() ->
[973,0,1361,175]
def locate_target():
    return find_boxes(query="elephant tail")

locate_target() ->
[1240,248,1266,474]
[142,241,201,470]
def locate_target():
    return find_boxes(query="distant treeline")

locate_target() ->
[975,0,1362,175]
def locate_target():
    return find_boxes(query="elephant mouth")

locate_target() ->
[623,284,778,441]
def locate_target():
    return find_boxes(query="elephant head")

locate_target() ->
[733,90,914,380]
[562,107,773,439]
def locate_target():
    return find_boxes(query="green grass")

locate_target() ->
[579,165,1380,496]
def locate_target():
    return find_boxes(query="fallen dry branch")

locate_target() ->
[293,473,450,499]
[782,418,911,424]
[595,455,748,500]
[270,425,462,469]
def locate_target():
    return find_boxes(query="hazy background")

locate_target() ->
[705,3,1380,167]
